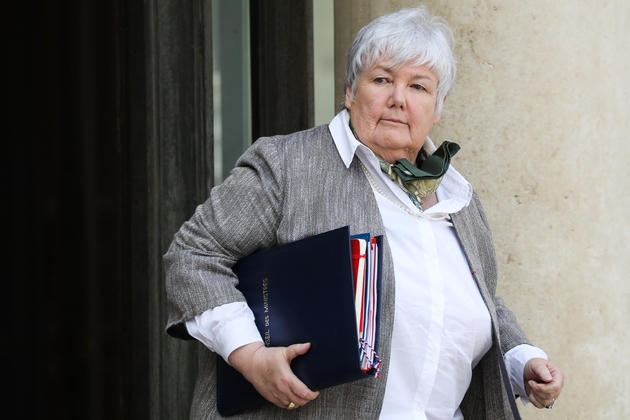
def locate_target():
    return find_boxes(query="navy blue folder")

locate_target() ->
[216,226,383,416]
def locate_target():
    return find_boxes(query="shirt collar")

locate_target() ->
[329,110,360,168]
[329,110,473,209]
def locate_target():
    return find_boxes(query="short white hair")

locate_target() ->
[344,6,456,115]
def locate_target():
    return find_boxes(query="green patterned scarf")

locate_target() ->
[349,118,460,209]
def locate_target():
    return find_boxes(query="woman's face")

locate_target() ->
[345,60,443,164]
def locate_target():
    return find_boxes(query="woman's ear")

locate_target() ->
[433,94,448,124]
[344,86,353,110]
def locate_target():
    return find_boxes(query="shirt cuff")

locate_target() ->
[185,302,263,364]
[504,344,548,405]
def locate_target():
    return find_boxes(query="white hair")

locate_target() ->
[344,6,456,115]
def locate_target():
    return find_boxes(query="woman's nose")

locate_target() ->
[388,83,406,109]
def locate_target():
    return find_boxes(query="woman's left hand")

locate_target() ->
[523,358,565,409]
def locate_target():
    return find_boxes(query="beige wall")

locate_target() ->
[335,1,630,418]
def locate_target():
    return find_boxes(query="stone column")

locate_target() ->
[120,0,213,418]
[335,1,630,418]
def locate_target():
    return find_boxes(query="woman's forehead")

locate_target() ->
[363,60,438,80]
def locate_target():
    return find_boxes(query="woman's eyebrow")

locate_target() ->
[371,65,436,82]
[370,64,395,73]
[410,74,438,84]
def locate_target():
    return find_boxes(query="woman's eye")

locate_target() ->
[374,77,386,84]
[412,84,425,91]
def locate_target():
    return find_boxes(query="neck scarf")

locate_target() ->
[349,118,460,209]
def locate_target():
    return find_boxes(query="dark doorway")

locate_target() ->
[4,0,313,419]
[250,0,314,140]
[4,0,119,419]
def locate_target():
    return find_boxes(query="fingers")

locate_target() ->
[524,358,552,384]
[264,370,317,409]
[285,342,312,360]
[547,362,565,389]
[527,380,556,409]
[279,378,320,409]
[528,374,562,401]
[523,358,565,410]
[532,362,553,382]
[279,344,320,406]
[229,342,319,409]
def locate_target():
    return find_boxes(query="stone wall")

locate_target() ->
[335,1,630,418]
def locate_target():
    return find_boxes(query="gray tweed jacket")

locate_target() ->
[164,124,531,419]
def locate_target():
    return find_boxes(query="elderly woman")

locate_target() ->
[165,6,564,420]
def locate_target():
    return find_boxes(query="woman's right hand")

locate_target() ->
[227,342,320,409]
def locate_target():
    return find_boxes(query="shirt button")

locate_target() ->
[430,259,437,266]
[430,355,436,362]
[416,404,423,411]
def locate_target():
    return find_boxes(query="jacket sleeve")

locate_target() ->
[474,192,532,353]
[455,192,532,354]
[163,137,285,340]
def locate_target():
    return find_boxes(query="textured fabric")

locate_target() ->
[349,117,458,209]
[387,141,460,183]
[378,141,460,209]
[164,124,531,419]
[376,154,442,210]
